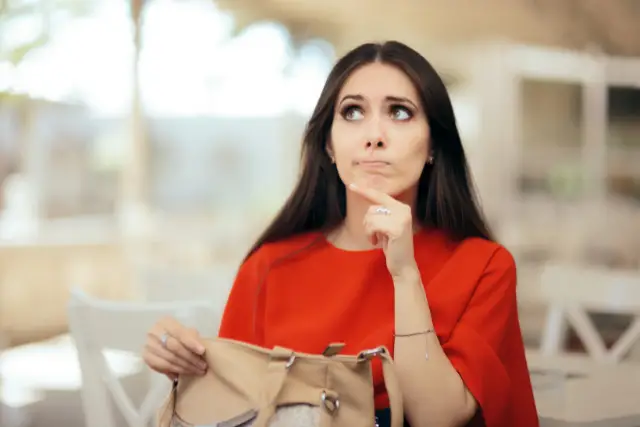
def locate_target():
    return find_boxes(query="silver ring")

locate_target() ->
[374,207,391,215]
[160,333,169,349]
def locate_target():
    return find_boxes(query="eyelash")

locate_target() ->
[339,104,414,120]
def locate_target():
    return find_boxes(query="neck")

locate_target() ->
[329,187,418,251]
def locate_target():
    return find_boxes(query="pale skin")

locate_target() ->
[142,62,477,426]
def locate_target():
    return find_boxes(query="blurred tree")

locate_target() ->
[0,0,97,65]
[0,0,145,218]
[0,1,98,207]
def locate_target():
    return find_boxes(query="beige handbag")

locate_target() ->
[158,338,403,427]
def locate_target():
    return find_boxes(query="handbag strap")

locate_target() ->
[359,347,404,427]
[252,347,296,427]
[379,350,404,427]
[162,344,403,427]
[258,346,404,427]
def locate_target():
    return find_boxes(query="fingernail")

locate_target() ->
[196,345,205,355]
[198,361,207,370]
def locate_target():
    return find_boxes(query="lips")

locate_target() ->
[356,160,390,166]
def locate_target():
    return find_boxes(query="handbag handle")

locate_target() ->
[252,347,296,427]
[258,345,404,427]
[359,347,404,427]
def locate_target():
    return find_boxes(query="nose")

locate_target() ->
[365,141,386,149]
[364,118,387,150]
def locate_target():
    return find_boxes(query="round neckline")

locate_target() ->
[318,227,431,255]
[320,233,381,255]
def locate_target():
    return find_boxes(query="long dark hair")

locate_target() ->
[245,40,493,260]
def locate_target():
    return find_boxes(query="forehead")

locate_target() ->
[338,62,419,101]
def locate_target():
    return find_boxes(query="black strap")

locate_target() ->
[374,408,411,427]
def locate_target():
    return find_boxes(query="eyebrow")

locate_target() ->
[339,94,419,110]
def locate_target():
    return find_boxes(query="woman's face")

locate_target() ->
[329,62,430,197]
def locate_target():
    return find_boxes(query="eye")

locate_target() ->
[390,105,413,121]
[340,105,364,121]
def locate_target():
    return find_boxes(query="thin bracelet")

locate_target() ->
[395,328,436,360]
[394,328,435,338]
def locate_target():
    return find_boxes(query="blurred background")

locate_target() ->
[1,0,640,426]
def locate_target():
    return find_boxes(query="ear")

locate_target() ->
[325,143,335,162]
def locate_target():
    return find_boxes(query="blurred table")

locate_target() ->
[536,365,640,426]
[0,334,145,427]
[0,334,142,392]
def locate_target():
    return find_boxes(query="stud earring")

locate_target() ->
[427,155,434,164]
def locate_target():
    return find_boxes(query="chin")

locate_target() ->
[388,183,418,201]
[389,188,412,200]
[374,182,410,198]
[365,179,393,193]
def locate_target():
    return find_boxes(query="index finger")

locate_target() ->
[158,317,206,355]
[179,328,206,355]
[348,183,396,206]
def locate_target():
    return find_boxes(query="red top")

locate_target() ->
[218,229,539,427]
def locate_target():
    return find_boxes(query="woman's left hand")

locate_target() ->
[348,183,420,281]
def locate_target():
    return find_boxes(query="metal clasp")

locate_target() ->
[271,347,297,369]
[285,354,296,369]
[321,390,340,414]
[357,346,387,361]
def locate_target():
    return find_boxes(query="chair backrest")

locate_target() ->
[68,287,219,427]
[539,263,640,312]
[538,263,640,362]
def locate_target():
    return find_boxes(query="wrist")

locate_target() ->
[391,264,421,286]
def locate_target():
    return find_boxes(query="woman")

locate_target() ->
[143,41,539,427]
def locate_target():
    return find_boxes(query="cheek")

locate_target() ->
[393,130,430,182]
[398,152,428,184]
[393,125,429,162]
[330,122,360,159]
[329,124,355,183]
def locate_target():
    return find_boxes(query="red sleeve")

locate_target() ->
[217,248,269,346]
[442,247,538,427]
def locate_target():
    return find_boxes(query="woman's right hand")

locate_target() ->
[143,316,208,380]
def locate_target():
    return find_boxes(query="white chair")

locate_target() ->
[68,287,218,427]
[527,263,640,374]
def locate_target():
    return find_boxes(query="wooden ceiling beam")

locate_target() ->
[214,0,640,57]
